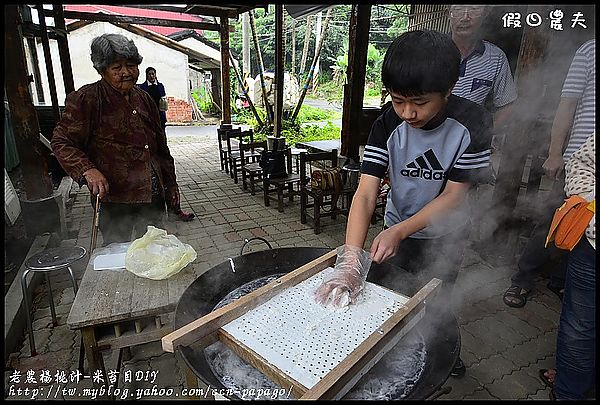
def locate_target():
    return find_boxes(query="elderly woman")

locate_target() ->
[52,33,192,245]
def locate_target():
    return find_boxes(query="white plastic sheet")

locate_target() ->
[125,226,197,280]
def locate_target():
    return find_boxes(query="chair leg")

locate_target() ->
[232,164,238,184]
[300,192,307,224]
[314,196,321,234]
[288,183,294,202]
[224,153,229,174]
[263,181,270,207]
[241,171,248,191]
[250,174,256,195]
[277,186,284,212]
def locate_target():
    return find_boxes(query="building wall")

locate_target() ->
[179,37,221,63]
[34,22,190,107]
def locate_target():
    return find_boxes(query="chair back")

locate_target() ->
[239,140,267,164]
[299,149,338,185]
[226,129,253,155]
[217,127,241,153]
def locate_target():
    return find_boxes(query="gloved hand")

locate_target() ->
[314,244,372,308]
[165,185,195,222]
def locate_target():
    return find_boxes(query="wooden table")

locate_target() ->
[67,243,205,391]
[295,139,340,153]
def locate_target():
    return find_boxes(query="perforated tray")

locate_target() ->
[222,267,411,389]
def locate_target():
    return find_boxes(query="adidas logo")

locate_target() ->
[400,149,446,180]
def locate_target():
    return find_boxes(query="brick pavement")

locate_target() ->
[5,128,564,400]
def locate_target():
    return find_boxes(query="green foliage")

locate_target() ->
[191,86,215,113]
[329,53,348,86]
[366,43,383,84]
[386,6,410,38]
[296,104,340,122]
[312,80,344,102]
[233,103,340,145]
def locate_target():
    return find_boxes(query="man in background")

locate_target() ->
[449,5,517,130]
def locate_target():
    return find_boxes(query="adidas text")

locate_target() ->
[400,168,446,180]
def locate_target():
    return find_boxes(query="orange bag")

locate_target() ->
[545,195,595,251]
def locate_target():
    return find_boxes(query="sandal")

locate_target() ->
[539,368,556,389]
[503,285,530,308]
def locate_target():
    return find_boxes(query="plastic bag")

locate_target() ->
[545,194,595,251]
[125,226,197,280]
[159,97,169,111]
[314,244,373,308]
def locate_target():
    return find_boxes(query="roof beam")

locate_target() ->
[42,9,230,32]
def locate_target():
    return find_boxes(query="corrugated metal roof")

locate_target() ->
[64,5,208,36]
[408,4,450,34]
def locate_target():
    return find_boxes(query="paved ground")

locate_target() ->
[5,126,564,400]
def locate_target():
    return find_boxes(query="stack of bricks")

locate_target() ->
[165,97,192,123]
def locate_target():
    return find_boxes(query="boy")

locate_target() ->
[316,30,493,377]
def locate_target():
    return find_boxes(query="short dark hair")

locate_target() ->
[145,66,156,75]
[90,34,143,73]
[382,30,460,97]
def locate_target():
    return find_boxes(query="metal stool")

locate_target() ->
[22,246,86,356]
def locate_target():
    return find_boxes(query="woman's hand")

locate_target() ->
[370,224,406,263]
[542,154,565,180]
[83,168,109,199]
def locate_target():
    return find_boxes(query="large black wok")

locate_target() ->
[174,247,459,400]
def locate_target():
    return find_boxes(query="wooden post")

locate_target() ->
[340,4,371,162]
[25,37,46,103]
[53,4,75,96]
[219,13,231,125]
[273,4,285,137]
[290,19,296,77]
[4,4,53,200]
[36,4,61,125]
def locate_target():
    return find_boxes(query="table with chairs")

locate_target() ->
[215,127,385,233]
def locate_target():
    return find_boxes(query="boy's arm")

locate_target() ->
[370,180,470,263]
[345,174,382,248]
[543,97,578,180]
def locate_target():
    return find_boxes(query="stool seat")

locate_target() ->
[25,246,87,271]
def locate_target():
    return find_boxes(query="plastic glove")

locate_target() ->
[314,244,372,308]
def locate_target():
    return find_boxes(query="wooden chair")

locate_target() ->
[263,148,302,212]
[240,140,267,195]
[300,149,347,234]
[217,126,241,173]
[227,129,260,184]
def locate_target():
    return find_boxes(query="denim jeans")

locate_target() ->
[554,238,596,400]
